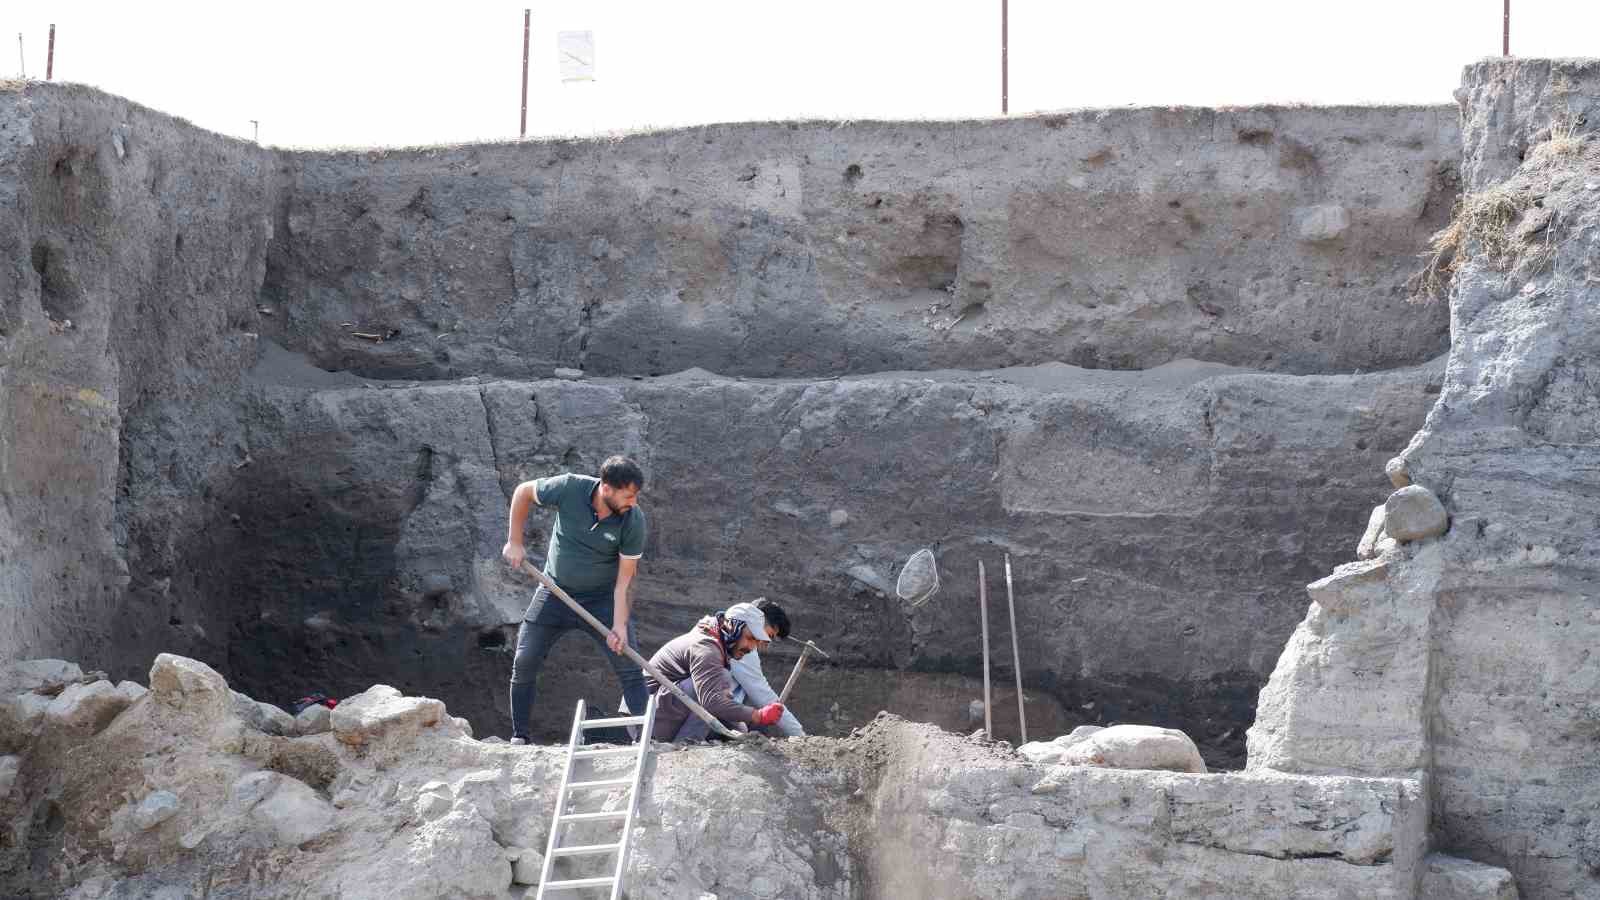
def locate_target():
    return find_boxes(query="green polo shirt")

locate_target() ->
[535,473,646,593]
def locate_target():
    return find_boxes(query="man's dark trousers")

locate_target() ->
[509,583,648,740]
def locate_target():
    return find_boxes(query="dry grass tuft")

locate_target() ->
[1410,185,1538,302]
[1528,113,1589,167]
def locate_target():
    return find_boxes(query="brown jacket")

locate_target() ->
[644,616,756,738]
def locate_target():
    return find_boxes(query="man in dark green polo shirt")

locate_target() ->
[501,455,648,744]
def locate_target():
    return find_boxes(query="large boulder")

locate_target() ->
[295,703,332,736]
[44,681,131,734]
[231,691,296,736]
[1057,724,1207,774]
[149,654,232,720]
[230,771,337,847]
[330,685,449,748]
[0,659,84,695]
[1018,725,1105,765]
[1384,485,1448,542]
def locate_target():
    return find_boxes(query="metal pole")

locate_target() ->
[46,25,54,80]
[979,559,993,739]
[1004,554,1027,744]
[520,9,531,137]
[1001,0,1009,114]
[1502,0,1510,57]
[17,34,23,79]
[250,120,259,142]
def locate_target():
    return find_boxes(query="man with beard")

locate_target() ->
[501,455,648,745]
[643,602,786,742]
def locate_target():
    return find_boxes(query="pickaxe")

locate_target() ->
[777,635,832,705]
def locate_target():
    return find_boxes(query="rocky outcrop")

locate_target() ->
[0,654,1429,899]
[1249,58,1600,899]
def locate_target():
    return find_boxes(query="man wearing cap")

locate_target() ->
[728,598,806,737]
[643,602,787,742]
[501,455,649,744]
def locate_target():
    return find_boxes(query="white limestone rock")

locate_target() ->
[44,681,131,733]
[510,847,544,885]
[116,681,149,704]
[1057,723,1207,774]
[1296,204,1351,242]
[1420,853,1518,900]
[2,692,51,737]
[1018,725,1105,764]
[133,791,181,830]
[231,691,295,735]
[0,659,84,694]
[1306,557,1390,614]
[330,684,448,747]
[1384,456,1412,488]
[295,703,332,735]
[231,771,336,847]
[0,755,19,800]
[149,654,232,720]
[1355,504,1388,559]
[1385,485,1448,541]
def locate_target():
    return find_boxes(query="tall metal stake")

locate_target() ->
[1004,554,1027,743]
[520,9,531,137]
[1502,0,1510,57]
[1000,0,1009,114]
[46,25,54,80]
[979,559,993,739]
[17,34,23,79]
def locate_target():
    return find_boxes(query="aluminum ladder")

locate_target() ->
[535,691,659,899]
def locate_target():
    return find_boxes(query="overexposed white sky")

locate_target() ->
[5,1,1599,147]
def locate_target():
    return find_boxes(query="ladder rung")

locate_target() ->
[550,841,623,858]
[571,747,637,759]
[542,876,616,890]
[580,715,646,729]
[568,777,634,791]
[555,810,628,823]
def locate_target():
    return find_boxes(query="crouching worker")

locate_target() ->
[644,603,785,742]
[728,599,805,737]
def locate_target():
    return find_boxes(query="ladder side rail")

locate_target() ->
[609,689,659,900]
[535,699,587,900]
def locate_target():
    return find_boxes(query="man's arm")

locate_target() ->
[500,479,546,569]
[730,653,805,736]
[688,644,757,725]
[605,556,638,654]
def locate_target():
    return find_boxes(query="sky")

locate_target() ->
[4,1,1599,148]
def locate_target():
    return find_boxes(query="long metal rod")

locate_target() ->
[979,559,992,739]
[17,34,23,79]
[609,689,657,900]
[46,25,54,80]
[1502,0,1510,57]
[519,562,745,740]
[1004,554,1027,744]
[536,699,587,899]
[1000,0,1009,114]
[520,9,531,136]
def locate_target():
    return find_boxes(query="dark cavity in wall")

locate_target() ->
[30,241,83,321]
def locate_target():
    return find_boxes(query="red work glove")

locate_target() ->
[752,703,785,727]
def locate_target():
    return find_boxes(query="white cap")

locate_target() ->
[723,602,770,641]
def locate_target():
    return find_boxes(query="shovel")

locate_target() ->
[518,562,746,741]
